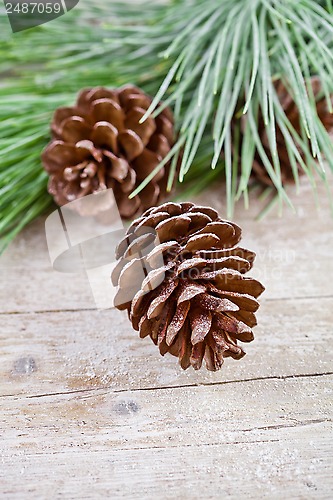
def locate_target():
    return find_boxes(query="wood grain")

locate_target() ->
[1,180,333,315]
[1,178,333,499]
[0,296,332,398]
[1,376,332,498]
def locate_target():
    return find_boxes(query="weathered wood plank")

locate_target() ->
[1,177,332,499]
[1,376,332,498]
[0,296,332,398]
[1,179,333,315]
[0,219,95,314]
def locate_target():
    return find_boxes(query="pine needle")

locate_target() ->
[1,0,333,250]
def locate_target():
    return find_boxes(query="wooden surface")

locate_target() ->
[1,179,333,499]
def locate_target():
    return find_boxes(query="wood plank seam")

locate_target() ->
[1,293,333,316]
[1,371,333,400]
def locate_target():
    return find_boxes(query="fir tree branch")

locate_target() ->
[1,0,333,251]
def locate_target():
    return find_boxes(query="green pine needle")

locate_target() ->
[1,0,333,251]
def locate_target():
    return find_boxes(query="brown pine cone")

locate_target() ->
[112,202,264,371]
[241,76,333,186]
[42,85,175,218]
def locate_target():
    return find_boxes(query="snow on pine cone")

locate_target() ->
[112,202,265,371]
[42,85,175,219]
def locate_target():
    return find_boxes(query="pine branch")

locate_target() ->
[1,0,333,252]
[117,0,333,215]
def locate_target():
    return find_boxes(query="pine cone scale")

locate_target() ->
[118,131,144,161]
[178,282,206,303]
[190,309,212,345]
[147,280,178,319]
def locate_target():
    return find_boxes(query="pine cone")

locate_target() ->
[112,202,264,371]
[241,77,333,186]
[42,85,175,218]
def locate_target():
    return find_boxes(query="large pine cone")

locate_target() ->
[112,202,264,371]
[42,85,175,218]
[241,77,333,186]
